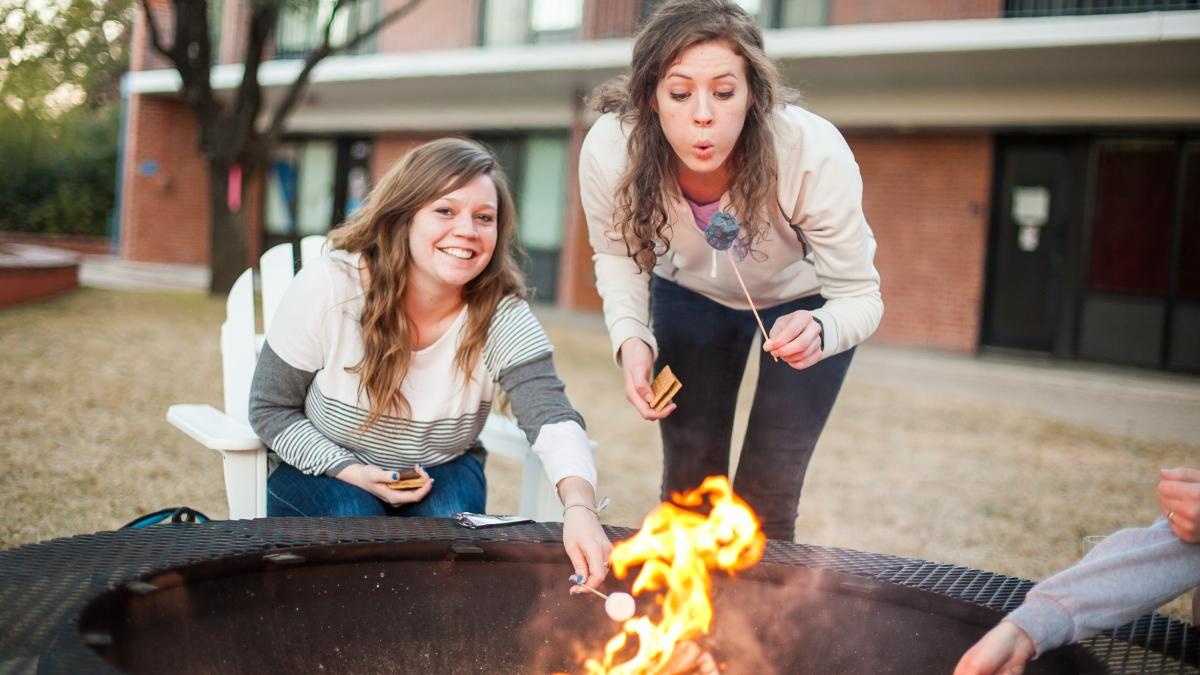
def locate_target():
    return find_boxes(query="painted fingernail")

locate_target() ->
[391,472,399,480]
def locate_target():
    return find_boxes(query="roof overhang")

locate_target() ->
[124,10,1200,131]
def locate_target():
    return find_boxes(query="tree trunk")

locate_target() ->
[207,160,250,294]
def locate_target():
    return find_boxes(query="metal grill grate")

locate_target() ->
[0,518,1194,674]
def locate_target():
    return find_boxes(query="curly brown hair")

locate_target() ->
[327,138,525,429]
[592,0,796,272]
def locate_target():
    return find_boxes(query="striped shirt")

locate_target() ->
[248,249,595,489]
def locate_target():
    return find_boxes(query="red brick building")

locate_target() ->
[119,0,1200,372]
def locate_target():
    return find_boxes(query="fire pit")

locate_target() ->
[0,518,1194,674]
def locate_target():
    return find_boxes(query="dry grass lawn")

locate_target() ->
[0,287,1195,621]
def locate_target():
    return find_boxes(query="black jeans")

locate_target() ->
[652,275,855,541]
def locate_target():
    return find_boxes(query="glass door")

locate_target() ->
[263,137,370,263]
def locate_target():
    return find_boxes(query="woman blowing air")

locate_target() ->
[249,138,611,588]
[581,0,882,541]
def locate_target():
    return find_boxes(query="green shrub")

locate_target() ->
[0,105,119,237]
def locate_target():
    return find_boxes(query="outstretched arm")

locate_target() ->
[956,518,1200,674]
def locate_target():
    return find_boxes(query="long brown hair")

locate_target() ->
[327,138,524,429]
[592,0,794,272]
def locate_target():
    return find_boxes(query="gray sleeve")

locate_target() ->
[248,342,359,477]
[497,352,586,445]
[1007,518,1200,656]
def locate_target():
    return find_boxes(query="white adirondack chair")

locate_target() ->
[166,235,563,521]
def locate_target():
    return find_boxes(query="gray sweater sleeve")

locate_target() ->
[498,353,586,445]
[1007,518,1200,656]
[248,342,359,478]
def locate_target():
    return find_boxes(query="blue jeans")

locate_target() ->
[267,452,487,518]
[651,276,855,541]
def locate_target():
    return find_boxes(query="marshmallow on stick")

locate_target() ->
[704,211,778,362]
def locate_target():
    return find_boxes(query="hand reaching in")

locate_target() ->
[954,621,1037,675]
[1158,467,1200,543]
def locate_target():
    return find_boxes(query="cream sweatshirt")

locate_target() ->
[579,105,883,362]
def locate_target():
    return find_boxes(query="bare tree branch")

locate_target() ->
[339,0,421,55]
[227,2,277,166]
[138,0,172,60]
[322,0,351,50]
[260,0,423,150]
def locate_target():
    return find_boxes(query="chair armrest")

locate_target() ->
[481,414,531,461]
[167,404,263,452]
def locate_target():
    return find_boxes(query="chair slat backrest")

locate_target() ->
[221,268,258,423]
[259,243,296,335]
[300,235,327,267]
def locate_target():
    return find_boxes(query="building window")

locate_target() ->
[1004,0,1198,18]
[767,0,826,28]
[474,132,570,302]
[264,138,371,253]
[1077,138,1200,371]
[276,0,380,60]
[481,0,584,46]
[639,0,825,30]
[209,0,224,63]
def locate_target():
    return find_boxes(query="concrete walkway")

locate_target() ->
[72,262,1200,447]
[850,343,1200,446]
[534,304,1200,447]
[79,255,209,293]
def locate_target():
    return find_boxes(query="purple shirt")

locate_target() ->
[685,196,722,232]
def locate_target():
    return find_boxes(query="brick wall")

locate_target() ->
[132,0,178,71]
[0,233,111,256]
[370,132,459,184]
[120,95,212,265]
[847,132,994,352]
[378,0,480,52]
[0,265,79,308]
[829,0,1002,24]
[557,109,603,311]
[584,0,640,40]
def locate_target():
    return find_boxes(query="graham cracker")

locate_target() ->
[387,469,427,491]
[650,365,682,412]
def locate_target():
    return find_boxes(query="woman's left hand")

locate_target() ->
[764,310,823,370]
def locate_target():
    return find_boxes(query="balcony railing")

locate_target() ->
[275,0,379,60]
[1004,0,1199,17]
[642,0,1191,29]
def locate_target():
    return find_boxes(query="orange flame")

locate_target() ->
[584,476,765,674]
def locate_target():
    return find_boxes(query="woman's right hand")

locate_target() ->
[619,338,675,421]
[336,463,434,506]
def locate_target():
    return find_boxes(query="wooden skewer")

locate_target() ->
[574,583,610,600]
[570,575,610,599]
[726,250,779,362]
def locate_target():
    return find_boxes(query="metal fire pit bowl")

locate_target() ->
[0,518,1195,674]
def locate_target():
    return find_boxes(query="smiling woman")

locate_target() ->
[405,173,500,309]
[246,137,613,589]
